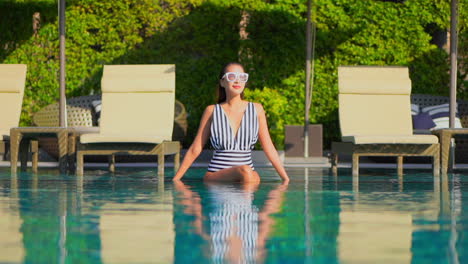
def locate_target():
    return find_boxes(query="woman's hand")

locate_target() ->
[172,176,182,182]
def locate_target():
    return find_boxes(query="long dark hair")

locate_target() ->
[216,62,246,103]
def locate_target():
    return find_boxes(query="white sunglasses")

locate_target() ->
[222,72,249,83]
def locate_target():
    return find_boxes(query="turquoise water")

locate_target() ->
[0,167,467,263]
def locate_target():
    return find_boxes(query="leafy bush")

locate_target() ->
[1,0,466,149]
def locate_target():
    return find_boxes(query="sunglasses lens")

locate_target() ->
[226,73,237,81]
[239,73,248,82]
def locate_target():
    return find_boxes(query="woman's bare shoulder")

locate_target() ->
[203,104,216,115]
[252,102,265,113]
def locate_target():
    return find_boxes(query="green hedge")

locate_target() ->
[1,0,466,149]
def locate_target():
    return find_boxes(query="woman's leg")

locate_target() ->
[204,165,260,183]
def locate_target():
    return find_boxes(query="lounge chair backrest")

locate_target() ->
[100,65,175,140]
[0,64,26,137]
[338,66,412,137]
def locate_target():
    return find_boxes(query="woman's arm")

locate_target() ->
[255,103,290,182]
[173,105,214,181]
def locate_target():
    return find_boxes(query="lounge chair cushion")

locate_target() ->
[342,134,439,144]
[101,65,175,93]
[0,64,26,93]
[0,94,24,134]
[99,93,174,137]
[0,64,26,137]
[338,67,414,137]
[80,133,167,144]
[421,103,463,129]
[91,100,102,125]
[98,65,175,140]
[412,112,436,129]
[339,94,413,136]
[411,104,419,115]
[338,66,411,95]
[0,130,9,137]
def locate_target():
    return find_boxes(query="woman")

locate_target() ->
[173,62,289,183]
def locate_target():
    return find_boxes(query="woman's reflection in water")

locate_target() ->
[174,181,288,264]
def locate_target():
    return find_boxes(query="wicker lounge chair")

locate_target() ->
[76,65,180,175]
[0,64,38,166]
[33,94,187,160]
[33,95,101,128]
[330,66,440,176]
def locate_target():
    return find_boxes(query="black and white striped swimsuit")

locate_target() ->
[208,102,259,172]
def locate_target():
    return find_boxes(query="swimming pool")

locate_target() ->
[0,167,466,263]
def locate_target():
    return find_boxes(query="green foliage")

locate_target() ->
[0,0,57,61]
[1,0,202,127]
[458,0,468,97]
[1,0,467,149]
[410,48,450,96]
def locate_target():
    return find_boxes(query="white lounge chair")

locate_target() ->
[330,66,440,176]
[76,65,180,175]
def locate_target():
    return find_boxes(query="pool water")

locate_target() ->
[0,167,467,263]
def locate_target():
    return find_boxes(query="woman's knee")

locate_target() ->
[237,164,251,175]
[238,165,258,182]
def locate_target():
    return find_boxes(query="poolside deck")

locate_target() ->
[2,149,465,171]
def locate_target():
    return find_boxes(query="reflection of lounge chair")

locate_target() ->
[76,65,180,175]
[0,64,38,164]
[330,66,440,176]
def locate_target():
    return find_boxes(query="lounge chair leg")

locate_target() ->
[174,151,180,172]
[0,141,5,161]
[19,139,29,172]
[31,140,39,173]
[76,151,84,175]
[57,131,68,174]
[397,156,403,176]
[158,154,164,176]
[352,154,359,177]
[109,155,115,173]
[68,133,77,172]
[10,131,22,173]
[433,151,440,177]
[330,153,338,176]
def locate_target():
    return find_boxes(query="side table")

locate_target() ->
[67,127,100,171]
[431,128,468,174]
[10,127,70,173]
